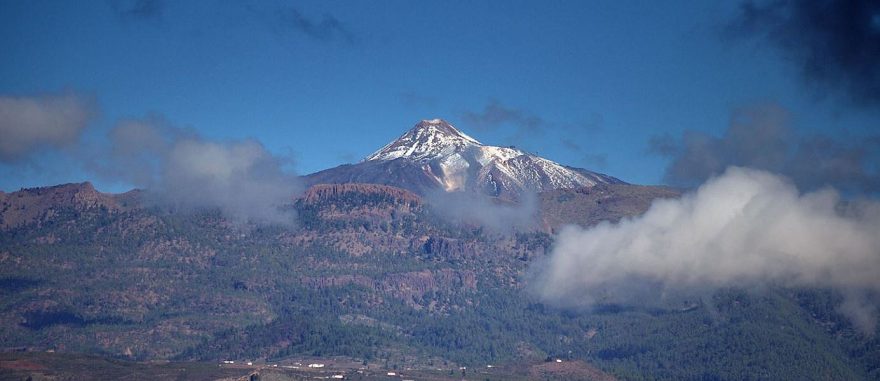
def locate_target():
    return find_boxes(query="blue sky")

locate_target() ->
[1,0,877,192]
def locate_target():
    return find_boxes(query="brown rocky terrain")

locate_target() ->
[0,182,139,230]
[0,180,675,362]
[300,183,422,206]
[1,180,876,380]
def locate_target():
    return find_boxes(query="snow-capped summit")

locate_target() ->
[365,119,481,162]
[354,119,622,197]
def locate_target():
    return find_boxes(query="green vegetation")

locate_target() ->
[1,188,878,380]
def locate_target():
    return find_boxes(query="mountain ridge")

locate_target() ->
[308,119,622,198]
[1,175,875,381]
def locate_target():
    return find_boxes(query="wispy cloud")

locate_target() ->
[649,103,880,193]
[461,99,607,168]
[89,115,302,224]
[0,92,96,163]
[728,0,880,108]
[461,99,544,135]
[425,189,539,233]
[275,7,354,44]
[462,100,604,135]
[109,0,164,22]
[561,139,607,168]
[581,153,608,168]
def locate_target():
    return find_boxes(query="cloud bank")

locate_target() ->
[0,93,96,162]
[94,116,302,224]
[534,167,880,332]
[729,0,880,108]
[650,103,880,193]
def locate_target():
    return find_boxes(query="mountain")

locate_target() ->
[306,119,622,198]
[3,126,880,380]
[0,182,140,230]
[2,181,878,381]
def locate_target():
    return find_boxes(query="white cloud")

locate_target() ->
[425,190,538,232]
[534,167,880,332]
[97,117,301,224]
[0,93,95,162]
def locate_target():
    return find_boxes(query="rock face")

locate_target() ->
[300,183,422,206]
[420,236,479,260]
[306,119,623,198]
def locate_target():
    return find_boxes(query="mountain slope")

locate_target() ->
[0,182,140,230]
[538,183,680,232]
[306,119,622,198]
[2,182,877,380]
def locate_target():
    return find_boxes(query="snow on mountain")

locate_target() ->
[365,119,482,162]
[362,119,621,197]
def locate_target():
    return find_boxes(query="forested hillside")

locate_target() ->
[1,182,878,380]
